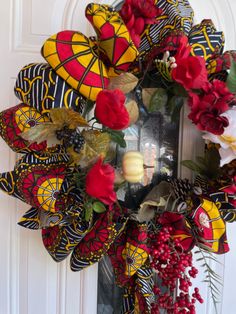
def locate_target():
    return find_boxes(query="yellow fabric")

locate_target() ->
[86,3,139,77]
[42,31,109,101]
[122,243,148,277]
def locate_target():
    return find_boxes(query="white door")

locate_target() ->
[0,1,235,314]
[0,1,103,313]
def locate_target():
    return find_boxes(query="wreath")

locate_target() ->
[0,1,236,313]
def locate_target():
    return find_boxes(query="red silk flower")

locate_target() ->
[188,80,233,135]
[95,89,130,130]
[85,157,117,206]
[172,55,209,91]
[119,0,162,47]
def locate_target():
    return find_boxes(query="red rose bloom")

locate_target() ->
[85,157,117,206]
[193,111,229,135]
[95,89,130,130]
[174,35,192,60]
[188,80,233,135]
[172,55,209,91]
[203,79,234,107]
[119,0,162,47]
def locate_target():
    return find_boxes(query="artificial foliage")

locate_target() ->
[0,1,236,313]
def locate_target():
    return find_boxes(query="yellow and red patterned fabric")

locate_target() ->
[42,220,90,262]
[42,31,109,101]
[191,197,229,254]
[19,172,84,230]
[86,3,139,77]
[108,221,149,287]
[121,263,154,314]
[160,202,229,255]
[122,223,149,277]
[0,103,49,153]
[207,50,236,81]
[70,212,128,271]
[0,151,69,212]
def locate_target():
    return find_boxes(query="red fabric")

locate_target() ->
[56,31,109,88]
[0,104,47,153]
[42,225,60,247]
[159,212,195,251]
[71,212,127,270]
[19,165,66,212]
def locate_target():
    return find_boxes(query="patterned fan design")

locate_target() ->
[0,103,48,153]
[191,197,229,254]
[42,31,109,101]
[122,243,148,277]
[70,213,128,271]
[86,3,138,77]
[18,165,66,212]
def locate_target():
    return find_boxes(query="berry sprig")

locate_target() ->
[56,126,85,153]
[149,226,203,314]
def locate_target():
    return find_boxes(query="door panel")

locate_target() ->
[0,1,101,313]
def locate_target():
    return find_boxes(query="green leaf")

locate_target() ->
[196,156,208,167]
[92,201,106,213]
[167,95,184,122]
[194,245,222,314]
[181,148,221,178]
[172,83,188,97]
[149,88,168,113]
[226,58,236,93]
[204,255,223,265]
[106,129,126,148]
[181,160,203,172]
[85,203,93,222]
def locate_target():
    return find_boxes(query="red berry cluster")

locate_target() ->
[148,226,203,314]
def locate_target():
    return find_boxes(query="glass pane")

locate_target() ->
[97,257,124,314]
[97,3,180,311]
[97,92,180,313]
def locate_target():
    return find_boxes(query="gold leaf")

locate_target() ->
[108,73,139,94]
[142,88,158,108]
[125,100,139,125]
[69,130,111,167]
[50,108,88,128]
[20,122,58,143]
